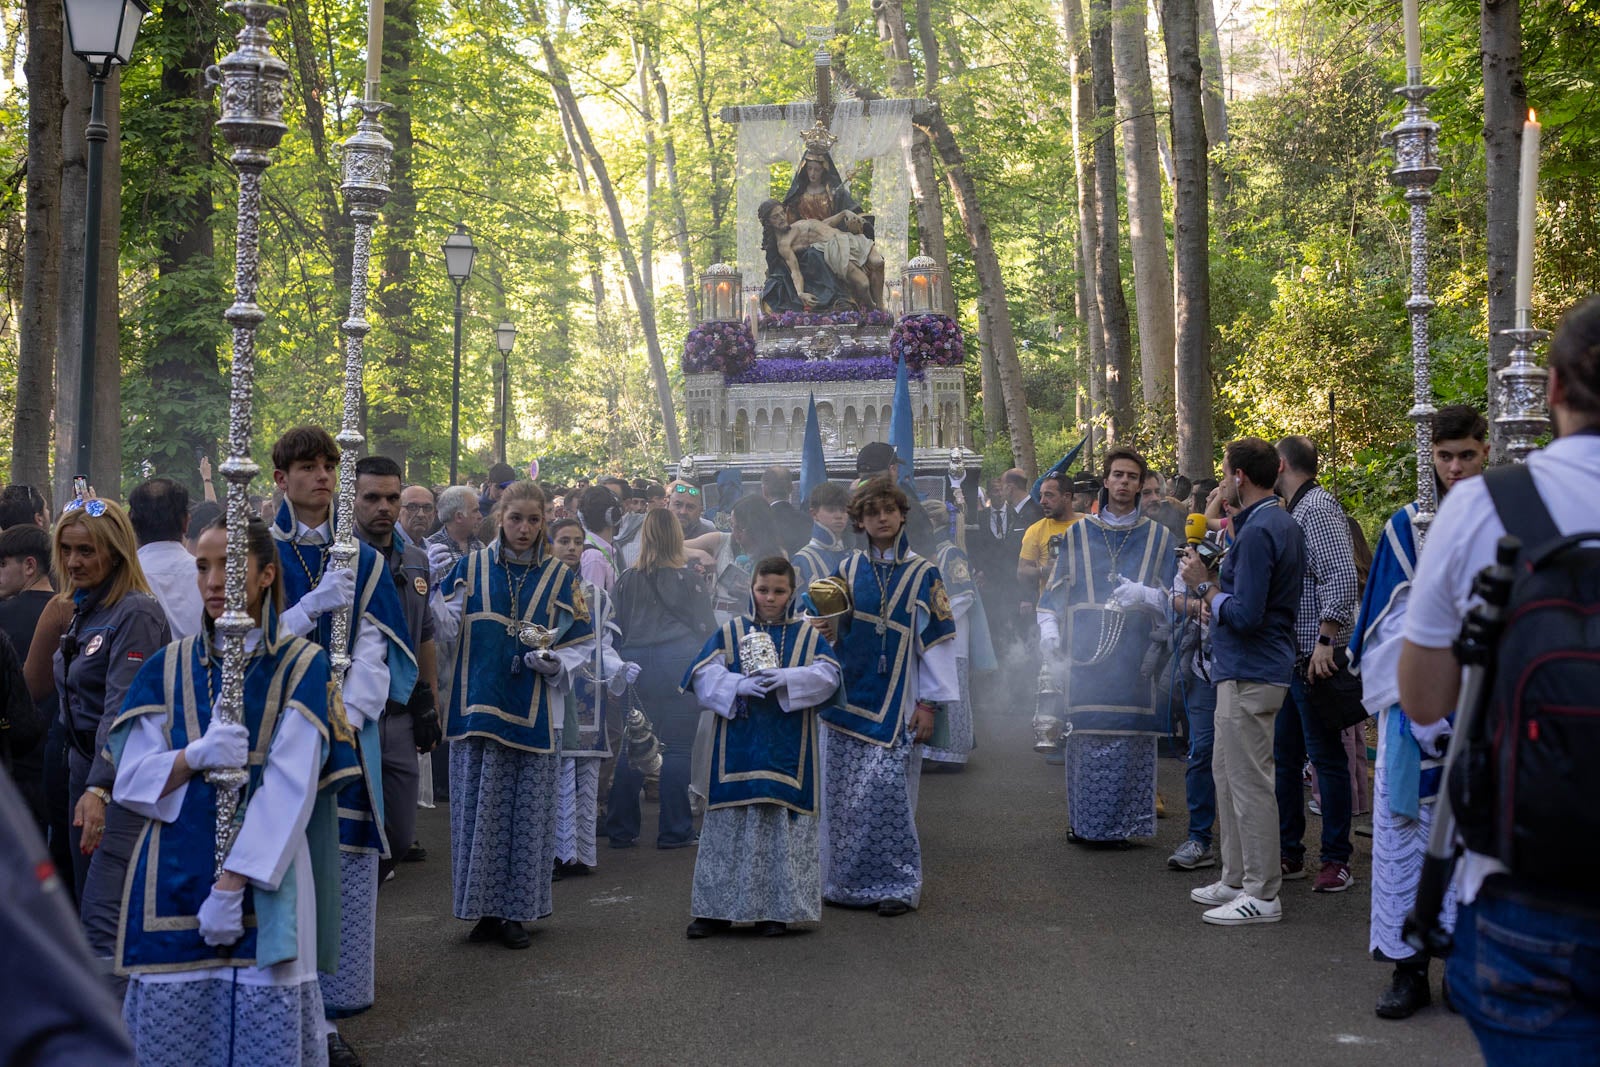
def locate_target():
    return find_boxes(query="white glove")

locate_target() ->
[1037,613,1061,656]
[524,650,562,676]
[736,674,776,699]
[427,542,456,585]
[1109,576,1168,617]
[1410,718,1453,759]
[301,567,356,618]
[604,662,643,697]
[197,885,245,947]
[185,721,250,772]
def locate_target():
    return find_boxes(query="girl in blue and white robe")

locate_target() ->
[431,483,595,945]
[112,518,357,1067]
[683,559,841,933]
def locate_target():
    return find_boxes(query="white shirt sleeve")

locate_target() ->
[430,587,464,647]
[772,660,841,713]
[1404,478,1499,650]
[342,620,391,731]
[915,605,961,704]
[222,711,322,892]
[691,660,741,719]
[113,715,188,824]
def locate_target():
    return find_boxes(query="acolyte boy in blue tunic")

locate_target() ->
[682,616,842,815]
[821,532,957,746]
[272,503,418,855]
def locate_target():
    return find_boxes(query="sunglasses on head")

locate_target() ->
[63,498,107,517]
[672,485,701,496]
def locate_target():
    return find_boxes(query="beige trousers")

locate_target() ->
[1213,680,1287,901]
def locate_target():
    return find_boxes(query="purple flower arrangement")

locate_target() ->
[727,357,923,385]
[890,313,965,372]
[681,320,756,376]
[758,308,896,330]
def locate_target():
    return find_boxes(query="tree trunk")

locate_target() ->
[1162,0,1214,479]
[1088,0,1135,441]
[372,0,419,475]
[15,0,61,493]
[1062,0,1104,467]
[1074,241,1104,472]
[1196,0,1230,215]
[92,74,122,494]
[542,36,682,460]
[1112,0,1175,422]
[975,301,1004,440]
[1481,0,1524,463]
[877,0,953,310]
[918,102,1036,473]
[646,57,698,325]
[143,0,224,493]
[286,0,351,304]
[634,38,657,297]
[54,45,85,509]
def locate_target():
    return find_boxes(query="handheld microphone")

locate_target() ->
[1185,512,1208,546]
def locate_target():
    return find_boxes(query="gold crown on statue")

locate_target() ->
[808,576,852,619]
[800,121,839,156]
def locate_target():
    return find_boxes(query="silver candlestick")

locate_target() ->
[207,1,288,877]
[1388,79,1442,546]
[328,98,393,691]
[1496,307,1550,464]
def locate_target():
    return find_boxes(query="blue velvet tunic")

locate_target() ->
[681,616,840,815]
[443,543,595,754]
[109,623,356,975]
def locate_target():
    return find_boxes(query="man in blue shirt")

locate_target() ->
[1179,437,1305,926]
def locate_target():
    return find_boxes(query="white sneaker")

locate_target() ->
[1202,893,1282,926]
[1190,880,1242,906]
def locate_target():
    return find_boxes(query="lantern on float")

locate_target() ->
[900,255,946,317]
[700,263,740,322]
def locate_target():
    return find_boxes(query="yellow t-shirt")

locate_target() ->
[1020,517,1075,594]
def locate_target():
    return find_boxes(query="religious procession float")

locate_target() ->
[676,39,979,497]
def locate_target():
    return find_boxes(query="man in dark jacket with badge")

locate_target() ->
[353,456,443,876]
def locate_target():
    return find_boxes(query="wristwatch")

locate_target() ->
[1317,634,1333,647]
[1195,582,1212,597]
[85,786,110,804]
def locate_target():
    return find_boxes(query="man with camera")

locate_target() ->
[1399,297,1600,1059]
[1179,438,1305,925]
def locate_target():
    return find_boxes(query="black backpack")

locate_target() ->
[1452,463,1600,891]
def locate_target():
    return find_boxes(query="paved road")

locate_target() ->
[344,706,1481,1066]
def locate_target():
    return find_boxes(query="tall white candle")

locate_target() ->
[1402,0,1421,77]
[1514,110,1540,311]
[366,0,384,99]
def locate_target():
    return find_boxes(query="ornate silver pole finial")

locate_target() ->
[1496,308,1550,464]
[207,1,288,876]
[1387,78,1442,546]
[327,97,394,694]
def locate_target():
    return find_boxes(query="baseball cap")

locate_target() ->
[856,442,898,475]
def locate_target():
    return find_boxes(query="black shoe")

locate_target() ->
[563,861,595,876]
[468,916,503,943]
[686,917,731,939]
[327,1032,363,1067]
[402,842,426,862]
[754,920,788,937]
[608,837,637,849]
[1375,964,1432,1019]
[551,861,565,881]
[877,900,912,917]
[499,919,532,950]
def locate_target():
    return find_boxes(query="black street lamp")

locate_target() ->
[495,320,516,464]
[441,223,476,484]
[63,0,149,479]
